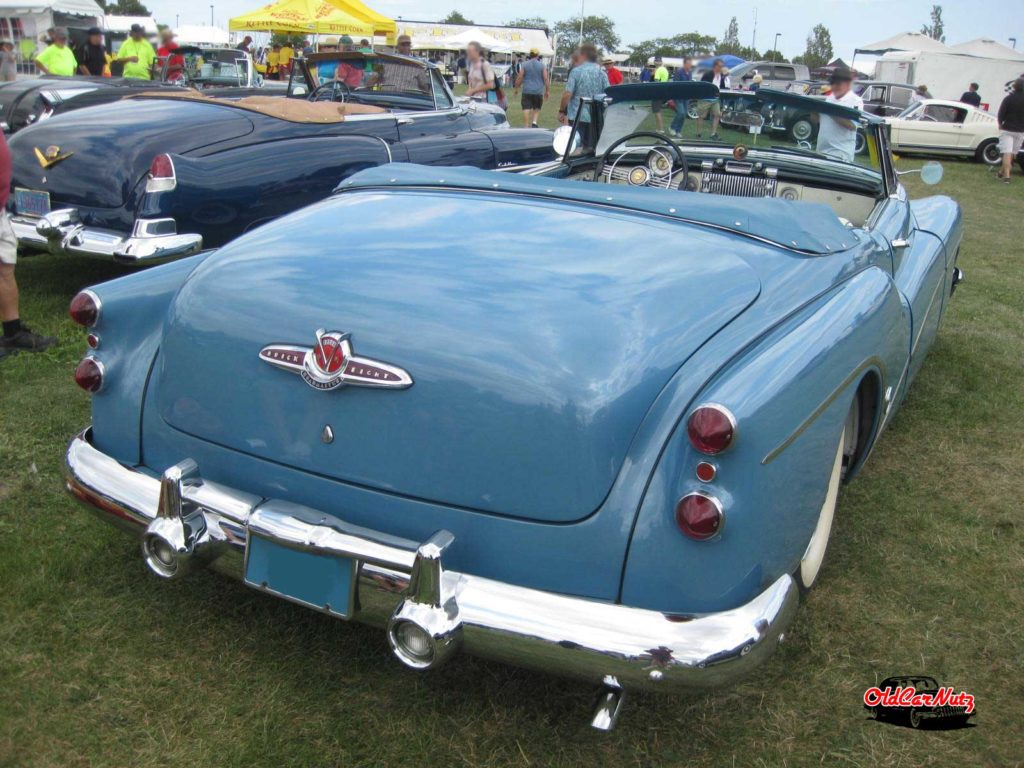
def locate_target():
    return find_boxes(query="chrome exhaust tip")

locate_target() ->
[141,458,207,579]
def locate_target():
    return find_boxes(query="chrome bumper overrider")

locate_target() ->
[66,428,798,722]
[12,209,202,265]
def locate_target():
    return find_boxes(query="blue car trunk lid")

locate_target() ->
[8,99,255,210]
[154,189,761,523]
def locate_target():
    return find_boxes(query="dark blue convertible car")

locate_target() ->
[7,51,556,264]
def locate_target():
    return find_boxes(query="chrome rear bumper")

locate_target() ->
[12,209,202,265]
[66,428,798,704]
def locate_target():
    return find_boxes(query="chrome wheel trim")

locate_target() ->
[910,709,922,728]
[981,141,1001,165]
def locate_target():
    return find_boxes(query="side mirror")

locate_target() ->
[920,161,944,185]
[897,160,944,185]
[552,124,580,157]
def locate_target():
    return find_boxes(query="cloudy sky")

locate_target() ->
[155,0,1021,62]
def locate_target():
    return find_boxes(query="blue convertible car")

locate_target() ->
[64,83,962,729]
[7,51,555,264]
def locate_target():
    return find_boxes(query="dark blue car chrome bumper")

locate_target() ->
[65,427,799,709]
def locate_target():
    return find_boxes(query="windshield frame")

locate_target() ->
[292,52,450,111]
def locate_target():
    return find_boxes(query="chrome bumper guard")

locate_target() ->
[12,209,202,265]
[66,428,798,702]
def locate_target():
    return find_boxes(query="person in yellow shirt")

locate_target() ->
[115,24,157,79]
[35,27,77,76]
[278,42,294,80]
[267,43,280,78]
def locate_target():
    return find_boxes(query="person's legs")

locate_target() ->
[670,101,686,134]
[711,100,722,137]
[0,213,55,356]
[0,264,17,323]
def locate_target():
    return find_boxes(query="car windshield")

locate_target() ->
[304,54,436,109]
[172,48,251,87]
[896,102,922,119]
[596,86,881,174]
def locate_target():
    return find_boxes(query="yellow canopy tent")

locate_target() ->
[229,0,375,37]
[329,0,395,44]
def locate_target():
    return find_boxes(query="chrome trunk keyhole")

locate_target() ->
[321,425,334,444]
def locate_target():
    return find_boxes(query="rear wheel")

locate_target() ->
[977,139,1001,165]
[909,709,923,728]
[797,398,860,590]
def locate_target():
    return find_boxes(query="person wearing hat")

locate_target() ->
[35,27,77,76]
[316,36,339,82]
[0,40,17,82]
[602,57,623,86]
[76,27,108,76]
[116,23,157,79]
[236,35,253,53]
[156,28,184,81]
[334,36,364,88]
[515,47,549,127]
[815,66,864,162]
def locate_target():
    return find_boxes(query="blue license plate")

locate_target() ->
[244,535,355,618]
[14,188,50,217]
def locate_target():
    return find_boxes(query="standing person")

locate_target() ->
[35,27,76,76]
[669,56,693,137]
[395,34,414,57]
[0,133,55,360]
[156,28,184,81]
[960,82,982,107]
[653,56,669,83]
[696,58,730,139]
[267,43,280,78]
[0,40,19,81]
[237,35,253,53]
[76,27,107,76]
[464,41,496,101]
[278,39,294,80]
[116,24,156,80]
[995,78,1024,182]
[603,57,623,85]
[650,55,671,132]
[516,47,549,127]
[639,64,652,82]
[910,84,932,103]
[558,43,609,146]
[815,66,864,162]
[456,51,467,84]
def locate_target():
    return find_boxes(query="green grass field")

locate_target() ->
[1,96,1023,766]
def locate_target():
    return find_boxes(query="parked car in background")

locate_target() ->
[728,60,811,91]
[854,80,917,117]
[887,98,1001,165]
[0,47,280,136]
[64,82,962,730]
[7,51,556,265]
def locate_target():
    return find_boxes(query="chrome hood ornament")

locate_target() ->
[259,330,413,391]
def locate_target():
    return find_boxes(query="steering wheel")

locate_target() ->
[593,131,689,191]
[310,79,351,102]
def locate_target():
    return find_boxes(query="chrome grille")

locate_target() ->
[700,170,778,198]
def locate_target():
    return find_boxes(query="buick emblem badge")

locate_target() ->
[259,329,413,391]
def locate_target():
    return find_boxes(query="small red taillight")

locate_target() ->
[687,404,736,455]
[675,493,723,540]
[86,333,99,349]
[695,461,716,482]
[68,290,100,328]
[74,357,104,393]
[146,154,176,192]
[150,154,174,178]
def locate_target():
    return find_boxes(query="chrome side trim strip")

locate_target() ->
[762,356,885,465]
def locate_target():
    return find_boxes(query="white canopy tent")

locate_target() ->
[103,14,157,35]
[398,20,553,56]
[0,0,102,69]
[173,25,231,46]
[435,28,511,53]
[855,31,950,56]
[948,37,1024,61]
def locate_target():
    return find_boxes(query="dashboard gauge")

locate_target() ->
[628,166,652,185]
[647,150,673,177]
[779,186,800,201]
[682,175,700,192]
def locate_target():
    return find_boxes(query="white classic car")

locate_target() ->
[887,99,1001,165]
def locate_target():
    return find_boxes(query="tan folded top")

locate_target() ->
[128,91,387,123]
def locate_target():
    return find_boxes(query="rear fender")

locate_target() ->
[137,136,396,247]
[81,254,210,465]
[620,267,909,613]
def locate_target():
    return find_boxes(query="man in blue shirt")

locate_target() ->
[558,43,610,146]
[669,57,693,137]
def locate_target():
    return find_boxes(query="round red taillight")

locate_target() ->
[675,493,723,540]
[69,289,100,328]
[74,357,104,393]
[687,404,736,455]
[695,461,716,482]
[150,153,174,179]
